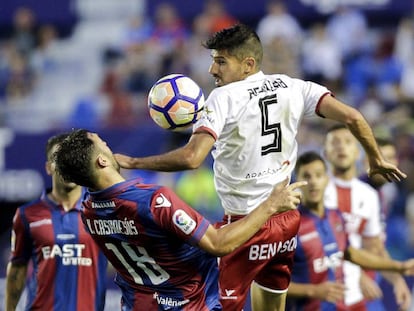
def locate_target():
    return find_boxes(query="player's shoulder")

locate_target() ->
[18,197,45,213]
[151,186,177,206]
[351,178,380,203]
[326,207,345,220]
[265,73,293,80]
[351,178,378,194]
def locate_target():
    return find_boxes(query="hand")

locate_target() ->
[360,272,382,300]
[268,178,307,213]
[114,153,135,169]
[400,259,414,275]
[391,276,412,311]
[313,281,345,303]
[367,160,407,183]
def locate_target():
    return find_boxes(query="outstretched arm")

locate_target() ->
[318,94,406,182]
[198,179,307,256]
[288,281,346,303]
[345,246,414,274]
[362,236,412,311]
[115,132,215,171]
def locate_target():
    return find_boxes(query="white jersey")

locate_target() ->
[324,176,382,306]
[194,71,330,215]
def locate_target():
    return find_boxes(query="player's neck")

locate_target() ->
[333,166,356,181]
[306,201,325,218]
[49,186,82,212]
[97,169,126,190]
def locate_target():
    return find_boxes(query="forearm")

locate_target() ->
[377,250,406,285]
[345,115,382,164]
[381,270,406,285]
[288,282,317,298]
[198,179,304,256]
[318,95,382,163]
[346,247,403,272]
[120,132,213,171]
[362,238,402,282]
[5,262,27,311]
[204,201,276,256]
[127,151,195,171]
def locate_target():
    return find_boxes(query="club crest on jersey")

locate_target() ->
[155,193,171,208]
[172,210,196,234]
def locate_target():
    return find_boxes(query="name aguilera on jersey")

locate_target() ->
[247,78,287,99]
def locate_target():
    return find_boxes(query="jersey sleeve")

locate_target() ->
[193,88,229,140]
[149,187,211,245]
[10,208,32,265]
[293,78,331,118]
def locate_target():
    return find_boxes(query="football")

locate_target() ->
[147,74,205,130]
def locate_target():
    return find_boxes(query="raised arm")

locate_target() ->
[198,179,307,256]
[115,132,215,171]
[5,262,28,311]
[318,94,406,182]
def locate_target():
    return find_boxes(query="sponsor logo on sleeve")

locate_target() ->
[155,193,171,208]
[172,210,196,235]
[91,201,116,209]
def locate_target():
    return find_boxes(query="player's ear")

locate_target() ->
[244,57,255,74]
[45,161,53,176]
[97,155,108,168]
[322,148,327,159]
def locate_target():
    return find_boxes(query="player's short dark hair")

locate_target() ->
[46,133,70,161]
[295,151,327,175]
[326,123,348,134]
[376,137,394,148]
[203,23,263,65]
[54,129,96,188]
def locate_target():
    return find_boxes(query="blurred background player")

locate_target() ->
[359,136,409,310]
[114,23,406,311]
[54,129,305,311]
[360,136,400,223]
[287,151,414,311]
[323,124,411,311]
[5,133,108,311]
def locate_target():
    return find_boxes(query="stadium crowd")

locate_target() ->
[1,0,414,310]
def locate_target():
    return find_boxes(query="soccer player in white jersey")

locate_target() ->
[115,24,406,311]
[324,124,411,311]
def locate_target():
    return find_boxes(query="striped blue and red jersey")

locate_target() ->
[10,190,108,311]
[287,205,349,311]
[81,178,220,311]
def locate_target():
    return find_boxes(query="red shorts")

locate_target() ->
[215,209,300,311]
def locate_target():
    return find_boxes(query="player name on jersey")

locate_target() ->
[247,78,288,99]
[85,218,138,235]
